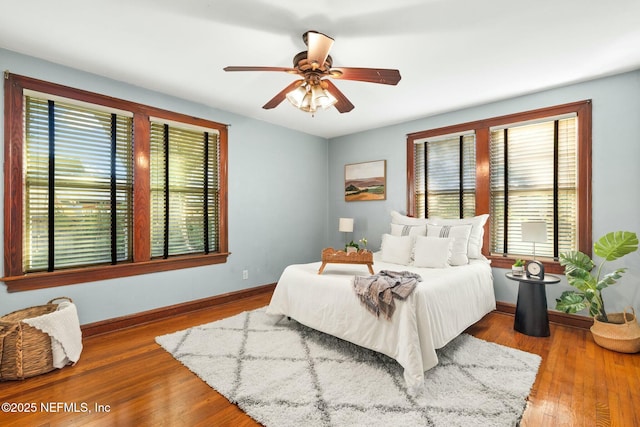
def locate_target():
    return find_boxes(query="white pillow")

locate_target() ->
[427,214,489,259]
[390,210,429,226]
[390,223,427,238]
[413,236,452,268]
[380,234,413,265]
[426,224,472,266]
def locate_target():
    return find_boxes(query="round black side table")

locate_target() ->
[505,272,560,337]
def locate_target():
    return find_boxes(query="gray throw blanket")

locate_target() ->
[353,270,422,320]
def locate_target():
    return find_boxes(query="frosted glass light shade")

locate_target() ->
[339,217,354,232]
[286,85,307,107]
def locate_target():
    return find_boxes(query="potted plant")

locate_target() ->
[345,237,368,254]
[512,259,525,276]
[556,231,640,353]
[345,240,359,253]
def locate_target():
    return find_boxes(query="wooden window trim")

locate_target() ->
[3,73,229,292]
[406,100,592,274]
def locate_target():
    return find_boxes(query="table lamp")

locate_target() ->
[339,217,354,250]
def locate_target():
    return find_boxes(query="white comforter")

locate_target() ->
[266,253,495,393]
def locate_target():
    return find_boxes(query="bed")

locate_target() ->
[266,212,495,394]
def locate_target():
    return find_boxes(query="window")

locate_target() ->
[489,117,577,259]
[413,133,476,219]
[150,122,219,258]
[3,74,229,291]
[23,96,133,273]
[406,101,592,273]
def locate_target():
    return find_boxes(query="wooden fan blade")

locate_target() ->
[306,31,334,70]
[322,80,354,113]
[262,80,304,109]
[330,67,401,85]
[224,66,297,74]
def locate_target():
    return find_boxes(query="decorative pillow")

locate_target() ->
[390,223,427,238]
[380,234,413,265]
[390,210,429,226]
[413,236,452,268]
[427,214,489,259]
[426,224,472,266]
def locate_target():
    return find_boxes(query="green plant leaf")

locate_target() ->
[559,251,595,274]
[595,268,626,290]
[555,291,588,313]
[584,288,597,302]
[593,231,638,261]
[565,267,597,292]
[588,300,604,317]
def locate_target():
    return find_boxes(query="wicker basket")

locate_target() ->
[0,297,72,380]
[591,307,640,354]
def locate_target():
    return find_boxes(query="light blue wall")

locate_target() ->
[0,49,329,324]
[329,70,640,317]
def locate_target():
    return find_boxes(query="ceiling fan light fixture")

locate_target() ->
[286,81,337,113]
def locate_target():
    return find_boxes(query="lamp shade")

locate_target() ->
[521,221,547,243]
[338,217,354,232]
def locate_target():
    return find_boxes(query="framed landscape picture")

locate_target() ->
[344,160,386,202]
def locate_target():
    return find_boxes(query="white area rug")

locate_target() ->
[156,307,540,427]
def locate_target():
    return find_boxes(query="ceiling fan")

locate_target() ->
[223,31,401,114]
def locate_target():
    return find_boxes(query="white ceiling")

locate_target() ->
[2,0,640,139]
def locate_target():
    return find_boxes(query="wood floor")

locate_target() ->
[1,289,638,426]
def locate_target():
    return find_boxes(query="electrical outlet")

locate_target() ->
[242,270,248,280]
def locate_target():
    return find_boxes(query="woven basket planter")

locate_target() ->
[591,307,640,354]
[0,297,72,380]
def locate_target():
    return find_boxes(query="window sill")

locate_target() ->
[487,255,565,275]
[2,252,230,292]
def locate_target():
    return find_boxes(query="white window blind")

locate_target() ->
[150,122,219,258]
[23,96,133,272]
[489,117,577,258]
[414,134,476,219]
